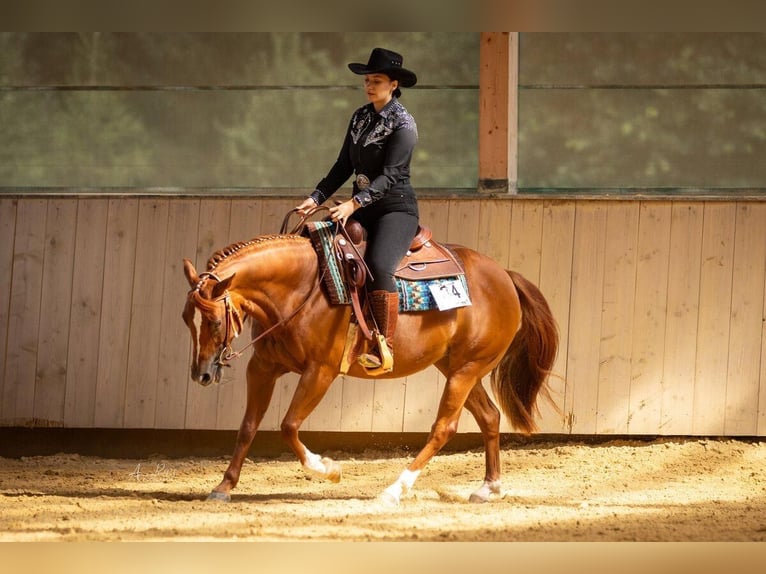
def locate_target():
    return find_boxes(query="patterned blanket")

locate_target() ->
[306,221,470,312]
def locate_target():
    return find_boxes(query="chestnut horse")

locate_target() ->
[182,222,558,505]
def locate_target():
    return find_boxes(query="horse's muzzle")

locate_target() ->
[191,361,222,387]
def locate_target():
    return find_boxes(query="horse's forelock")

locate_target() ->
[189,289,223,318]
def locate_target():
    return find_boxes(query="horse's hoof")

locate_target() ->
[468,480,501,503]
[321,457,342,483]
[206,491,231,502]
[468,492,490,504]
[378,490,400,507]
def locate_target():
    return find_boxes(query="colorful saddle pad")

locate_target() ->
[306,221,471,312]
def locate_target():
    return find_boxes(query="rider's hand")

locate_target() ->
[295,197,318,216]
[328,199,359,226]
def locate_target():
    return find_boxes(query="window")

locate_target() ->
[518,33,766,191]
[0,33,479,192]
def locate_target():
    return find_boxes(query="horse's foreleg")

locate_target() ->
[280,367,342,483]
[463,382,502,503]
[380,372,479,505]
[208,360,280,502]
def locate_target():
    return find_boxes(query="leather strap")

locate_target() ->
[335,234,373,340]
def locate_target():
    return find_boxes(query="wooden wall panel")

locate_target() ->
[693,203,737,435]
[124,199,170,428]
[1,195,765,438]
[596,202,639,434]
[304,372,341,432]
[627,203,672,433]
[447,199,481,249]
[2,199,46,425]
[724,203,766,435]
[94,199,139,427]
[565,202,607,434]
[419,199,451,241]
[371,379,406,432]
[508,200,543,284]
[402,367,443,432]
[34,200,77,426]
[154,199,199,429]
[64,200,108,427]
[477,199,513,269]
[371,376,406,434]
[760,273,766,437]
[0,199,17,421]
[537,201,575,433]
[340,375,374,432]
[660,203,704,434]
[505,200,545,431]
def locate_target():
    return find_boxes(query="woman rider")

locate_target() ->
[295,47,420,372]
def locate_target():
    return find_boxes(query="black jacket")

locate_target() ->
[311,97,419,218]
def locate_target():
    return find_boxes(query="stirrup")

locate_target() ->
[358,333,394,373]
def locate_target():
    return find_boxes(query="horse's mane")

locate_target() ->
[187,234,307,316]
[205,233,306,273]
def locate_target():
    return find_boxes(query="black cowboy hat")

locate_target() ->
[348,47,417,88]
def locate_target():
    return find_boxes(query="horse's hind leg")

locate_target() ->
[208,359,281,502]
[463,382,503,503]
[380,369,481,505]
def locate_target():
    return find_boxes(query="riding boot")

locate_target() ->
[358,290,399,372]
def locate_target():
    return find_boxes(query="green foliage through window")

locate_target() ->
[518,33,766,191]
[0,33,478,192]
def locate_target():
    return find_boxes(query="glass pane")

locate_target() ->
[520,33,766,86]
[519,88,766,189]
[0,88,477,189]
[0,33,479,191]
[0,32,477,87]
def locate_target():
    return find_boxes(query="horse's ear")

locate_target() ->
[212,273,236,299]
[183,258,199,287]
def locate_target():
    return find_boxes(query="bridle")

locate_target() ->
[209,286,243,368]
[189,231,331,369]
[187,206,344,372]
[212,283,320,368]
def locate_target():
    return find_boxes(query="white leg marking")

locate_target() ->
[301,448,342,482]
[380,468,421,505]
[302,448,327,476]
[469,479,502,503]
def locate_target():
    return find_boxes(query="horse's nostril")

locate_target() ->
[200,373,212,386]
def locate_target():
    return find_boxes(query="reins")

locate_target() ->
[215,277,322,366]
[279,204,329,235]
[205,206,337,366]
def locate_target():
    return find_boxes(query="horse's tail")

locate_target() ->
[490,270,559,434]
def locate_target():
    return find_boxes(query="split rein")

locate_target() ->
[203,206,334,369]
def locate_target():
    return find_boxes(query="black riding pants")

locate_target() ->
[355,211,419,293]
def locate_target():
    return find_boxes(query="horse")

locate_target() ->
[181,215,559,505]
